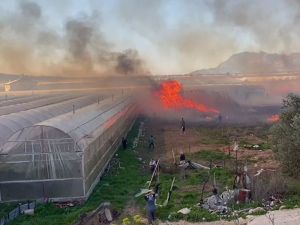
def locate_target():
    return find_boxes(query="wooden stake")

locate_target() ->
[172,148,176,165]
[148,159,160,188]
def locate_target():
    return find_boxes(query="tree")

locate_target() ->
[271,94,300,177]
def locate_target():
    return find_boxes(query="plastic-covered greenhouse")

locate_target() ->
[0,96,137,202]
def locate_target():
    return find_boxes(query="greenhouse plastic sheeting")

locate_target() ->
[0,95,101,147]
[0,96,137,202]
[0,93,77,116]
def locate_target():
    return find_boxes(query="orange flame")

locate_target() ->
[267,114,280,123]
[157,80,219,114]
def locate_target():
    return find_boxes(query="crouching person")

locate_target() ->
[144,191,157,224]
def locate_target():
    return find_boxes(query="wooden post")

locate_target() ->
[148,159,160,188]
[235,149,238,174]
[172,148,176,165]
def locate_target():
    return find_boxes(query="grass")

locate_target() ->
[0,203,17,218]
[194,150,232,161]
[9,119,148,225]
[135,165,235,222]
[196,127,230,145]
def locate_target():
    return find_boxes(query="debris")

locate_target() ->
[254,168,264,176]
[76,202,114,225]
[104,208,113,222]
[189,161,210,170]
[55,201,79,209]
[253,144,260,149]
[162,177,176,207]
[23,209,34,215]
[202,188,238,213]
[262,194,283,210]
[177,208,191,215]
[279,205,286,210]
[135,188,153,197]
[249,207,265,214]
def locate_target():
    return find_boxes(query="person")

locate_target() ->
[144,191,157,224]
[181,117,186,134]
[149,159,156,173]
[179,151,186,163]
[122,137,128,150]
[149,135,155,149]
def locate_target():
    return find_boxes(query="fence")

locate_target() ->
[0,201,36,225]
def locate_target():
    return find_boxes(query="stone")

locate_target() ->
[279,205,286,210]
[249,207,265,214]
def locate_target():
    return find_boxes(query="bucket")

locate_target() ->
[238,189,250,203]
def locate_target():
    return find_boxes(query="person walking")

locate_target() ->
[149,135,155,149]
[181,117,186,134]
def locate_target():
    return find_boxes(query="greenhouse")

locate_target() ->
[0,96,136,202]
[0,95,101,147]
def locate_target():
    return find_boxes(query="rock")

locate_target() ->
[249,207,265,214]
[238,217,247,225]
[23,209,34,215]
[104,208,112,222]
[177,208,191,215]
[246,215,255,222]
[279,205,286,210]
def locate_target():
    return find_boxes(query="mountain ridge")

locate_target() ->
[190,51,300,75]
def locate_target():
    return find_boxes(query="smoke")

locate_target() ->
[0,1,149,76]
[115,0,300,73]
[2,0,300,75]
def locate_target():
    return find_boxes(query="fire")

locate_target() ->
[157,80,219,114]
[267,114,280,123]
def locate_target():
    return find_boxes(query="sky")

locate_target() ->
[1,0,300,76]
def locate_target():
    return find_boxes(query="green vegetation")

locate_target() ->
[284,195,300,209]
[271,93,300,177]
[0,203,17,218]
[194,150,232,161]
[9,120,148,225]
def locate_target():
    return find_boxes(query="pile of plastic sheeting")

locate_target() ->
[202,189,238,213]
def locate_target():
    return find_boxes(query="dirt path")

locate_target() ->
[160,208,300,225]
[248,208,300,225]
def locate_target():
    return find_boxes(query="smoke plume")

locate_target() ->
[0,1,149,76]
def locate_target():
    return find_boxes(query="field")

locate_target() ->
[1,117,300,225]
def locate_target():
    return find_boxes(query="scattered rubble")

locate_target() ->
[76,202,117,225]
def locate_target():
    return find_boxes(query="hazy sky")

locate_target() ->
[1,0,300,76]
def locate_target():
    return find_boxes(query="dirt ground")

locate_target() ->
[160,208,300,225]
[142,118,279,173]
[120,118,285,224]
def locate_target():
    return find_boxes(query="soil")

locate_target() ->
[160,208,300,225]
[118,118,283,224]
[142,118,279,172]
